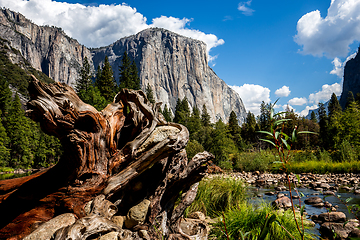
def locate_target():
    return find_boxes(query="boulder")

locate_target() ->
[318,212,346,223]
[304,197,323,205]
[272,196,292,209]
[320,221,358,240]
[125,199,151,229]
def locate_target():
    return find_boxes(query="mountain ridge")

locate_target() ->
[0,8,246,123]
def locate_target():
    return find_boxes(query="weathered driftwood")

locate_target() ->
[0,76,213,239]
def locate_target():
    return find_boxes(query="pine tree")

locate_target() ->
[95,56,116,101]
[145,83,155,104]
[328,93,342,117]
[173,98,190,126]
[0,76,11,116]
[345,91,355,110]
[318,102,329,149]
[310,111,317,123]
[242,111,258,144]
[6,94,33,168]
[161,104,172,122]
[119,51,140,91]
[188,105,202,137]
[259,101,271,131]
[228,111,245,151]
[0,109,9,167]
[75,57,93,94]
[201,104,211,127]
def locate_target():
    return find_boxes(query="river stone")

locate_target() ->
[304,196,323,205]
[272,196,292,209]
[323,190,335,196]
[319,183,331,189]
[23,213,77,240]
[318,211,346,222]
[125,199,151,229]
[320,221,358,240]
[138,230,150,240]
[348,227,360,238]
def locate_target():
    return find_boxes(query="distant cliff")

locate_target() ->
[92,28,246,123]
[0,8,92,86]
[0,8,246,123]
[340,49,360,108]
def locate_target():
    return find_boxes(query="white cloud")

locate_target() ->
[308,83,342,104]
[294,0,360,58]
[0,0,224,60]
[299,104,318,117]
[330,51,357,78]
[288,97,307,106]
[231,84,270,116]
[238,0,255,16]
[275,85,291,97]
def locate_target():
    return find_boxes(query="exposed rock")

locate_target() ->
[179,218,209,240]
[0,9,92,86]
[272,196,292,209]
[320,221,359,240]
[318,212,346,223]
[304,196,323,205]
[99,231,120,240]
[92,28,247,124]
[187,211,206,221]
[23,213,77,240]
[124,199,151,229]
[112,216,126,229]
[340,47,360,108]
[348,227,360,239]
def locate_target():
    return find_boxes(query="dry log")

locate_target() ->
[0,76,213,239]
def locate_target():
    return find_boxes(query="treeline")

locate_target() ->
[168,91,360,170]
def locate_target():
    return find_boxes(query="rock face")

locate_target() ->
[0,8,246,123]
[340,49,360,108]
[91,28,247,123]
[0,8,92,86]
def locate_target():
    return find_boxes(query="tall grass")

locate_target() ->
[187,177,315,239]
[210,202,314,240]
[186,176,246,218]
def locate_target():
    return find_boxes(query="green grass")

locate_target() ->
[210,202,314,240]
[0,167,14,172]
[286,160,360,174]
[186,175,246,218]
[187,176,315,240]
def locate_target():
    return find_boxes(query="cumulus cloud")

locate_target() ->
[294,0,360,58]
[330,52,357,78]
[308,83,342,104]
[238,0,255,16]
[288,97,307,106]
[299,104,318,117]
[275,85,291,97]
[0,0,224,59]
[230,84,270,116]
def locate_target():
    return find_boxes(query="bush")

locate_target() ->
[233,150,275,172]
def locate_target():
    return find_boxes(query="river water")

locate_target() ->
[248,185,360,239]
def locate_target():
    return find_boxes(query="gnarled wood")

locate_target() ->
[0,76,213,239]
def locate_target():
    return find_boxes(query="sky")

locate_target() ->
[1,0,360,117]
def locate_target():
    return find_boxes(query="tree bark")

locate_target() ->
[0,76,213,239]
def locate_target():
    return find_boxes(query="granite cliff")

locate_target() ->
[340,49,360,108]
[0,8,92,86]
[92,28,246,123]
[0,8,246,123]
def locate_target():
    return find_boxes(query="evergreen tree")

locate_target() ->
[95,56,116,101]
[188,105,202,137]
[328,93,342,117]
[227,111,245,151]
[145,83,155,104]
[119,51,140,90]
[6,94,33,168]
[75,57,93,94]
[0,110,9,167]
[201,104,211,127]
[345,91,355,110]
[318,102,329,149]
[310,111,317,123]
[161,104,172,122]
[173,97,190,126]
[259,101,271,131]
[0,76,11,116]
[242,111,258,144]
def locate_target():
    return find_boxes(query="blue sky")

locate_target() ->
[1,0,360,116]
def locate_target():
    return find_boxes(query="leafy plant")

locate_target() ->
[257,100,317,240]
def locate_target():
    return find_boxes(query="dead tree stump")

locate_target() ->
[0,76,213,239]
